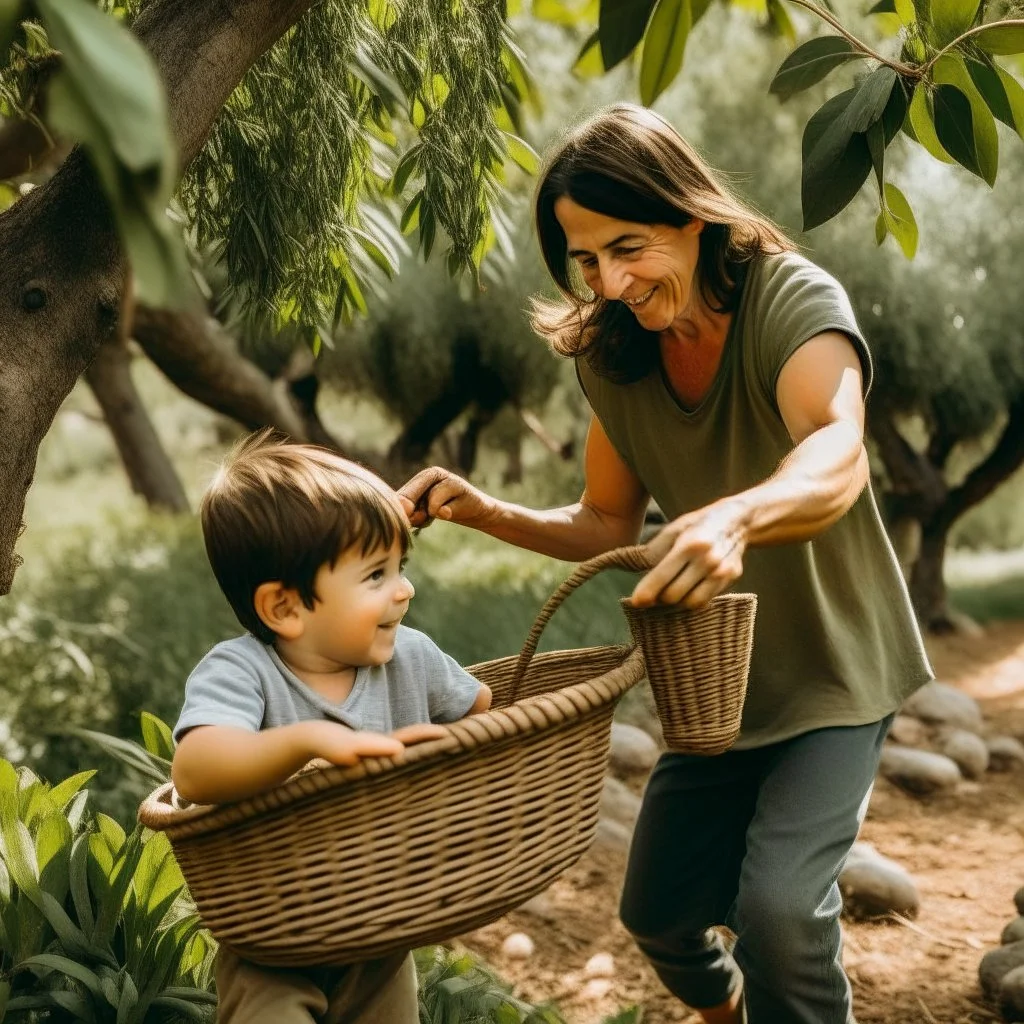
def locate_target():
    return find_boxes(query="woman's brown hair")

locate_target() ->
[531,103,794,382]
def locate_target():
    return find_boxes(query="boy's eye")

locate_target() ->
[368,569,385,582]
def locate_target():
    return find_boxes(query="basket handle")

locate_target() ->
[509,543,656,702]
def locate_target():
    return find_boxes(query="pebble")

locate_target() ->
[902,681,984,733]
[878,745,962,795]
[609,722,661,774]
[988,736,1024,772]
[501,932,535,959]
[839,842,920,920]
[937,727,990,779]
[584,952,615,978]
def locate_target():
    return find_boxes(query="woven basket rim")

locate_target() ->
[139,643,643,838]
[618,591,757,615]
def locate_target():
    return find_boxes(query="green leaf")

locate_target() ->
[573,29,606,77]
[67,728,171,786]
[804,68,896,186]
[801,89,874,230]
[47,771,97,813]
[19,954,105,999]
[875,207,888,244]
[769,36,865,102]
[882,181,918,257]
[116,970,139,1024]
[967,57,1024,137]
[907,83,953,160]
[36,0,189,308]
[929,0,980,46]
[933,54,999,184]
[599,0,658,69]
[974,25,1024,55]
[639,0,691,104]
[140,713,175,761]
[36,810,73,899]
[149,996,211,1021]
[70,834,97,937]
[501,130,541,174]
[400,192,422,234]
[933,83,983,176]
[766,0,796,42]
[868,0,897,11]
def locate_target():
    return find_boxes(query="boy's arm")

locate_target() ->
[467,685,492,715]
[172,722,404,804]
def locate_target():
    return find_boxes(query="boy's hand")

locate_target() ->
[303,722,405,766]
[390,723,449,745]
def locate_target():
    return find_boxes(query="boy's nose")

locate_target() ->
[398,576,415,601]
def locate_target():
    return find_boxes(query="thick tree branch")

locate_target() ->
[867,408,948,519]
[133,0,316,169]
[942,397,1024,528]
[0,0,320,594]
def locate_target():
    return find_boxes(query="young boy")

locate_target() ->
[171,429,492,1024]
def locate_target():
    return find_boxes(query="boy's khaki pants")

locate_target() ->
[216,947,418,1024]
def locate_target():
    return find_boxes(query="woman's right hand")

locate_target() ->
[397,466,498,530]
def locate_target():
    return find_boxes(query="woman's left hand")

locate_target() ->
[630,498,749,609]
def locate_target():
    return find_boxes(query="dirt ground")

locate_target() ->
[461,621,1024,1024]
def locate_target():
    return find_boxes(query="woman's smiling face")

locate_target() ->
[554,196,704,332]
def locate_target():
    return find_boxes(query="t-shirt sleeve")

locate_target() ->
[753,255,873,410]
[173,642,266,743]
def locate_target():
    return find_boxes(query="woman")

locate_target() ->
[399,103,931,1024]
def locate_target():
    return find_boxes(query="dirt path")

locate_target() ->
[462,622,1024,1024]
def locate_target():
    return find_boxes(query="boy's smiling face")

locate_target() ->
[300,539,415,669]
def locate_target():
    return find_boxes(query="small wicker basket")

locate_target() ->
[138,543,755,966]
[519,545,757,756]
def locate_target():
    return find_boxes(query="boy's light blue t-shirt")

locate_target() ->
[173,626,482,742]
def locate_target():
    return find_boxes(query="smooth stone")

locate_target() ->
[600,775,643,829]
[888,714,930,748]
[1003,918,1024,945]
[937,727,990,779]
[839,842,920,920]
[501,932,535,959]
[988,736,1024,772]
[591,816,633,856]
[878,745,962,795]
[609,721,660,774]
[584,952,615,978]
[1015,885,1024,917]
[979,940,1024,1000]
[902,681,984,733]
[1001,965,1024,1021]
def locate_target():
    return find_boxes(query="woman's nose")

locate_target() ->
[599,260,631,301]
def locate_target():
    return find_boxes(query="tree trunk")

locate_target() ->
[0,0,316,594]
[869,400,1024,632]
[909,520,954,633]
[84,336,189,513]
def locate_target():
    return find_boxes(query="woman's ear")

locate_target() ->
[684,217,705,237]
[253,581,305,641]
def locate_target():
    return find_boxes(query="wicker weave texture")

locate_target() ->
[139,646,644,966]
[622,594,757,755]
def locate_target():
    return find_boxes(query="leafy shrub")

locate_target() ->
[0,756,216,1022]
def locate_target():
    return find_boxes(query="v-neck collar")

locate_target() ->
[266,644,366,724]
[654,262,753,420]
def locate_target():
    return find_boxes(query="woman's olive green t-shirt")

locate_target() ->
[577,251,933,749]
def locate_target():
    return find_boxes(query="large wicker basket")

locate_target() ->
[138,544,754,966]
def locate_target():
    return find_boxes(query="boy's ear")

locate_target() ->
[253,581,305,641]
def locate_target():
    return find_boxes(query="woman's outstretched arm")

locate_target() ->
[398,415,650,562]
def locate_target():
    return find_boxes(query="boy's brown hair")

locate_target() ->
[200,429,411,643]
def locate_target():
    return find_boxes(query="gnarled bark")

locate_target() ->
[84,334,189,513]
[869,400,1024,632]
[0,0,315,594]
